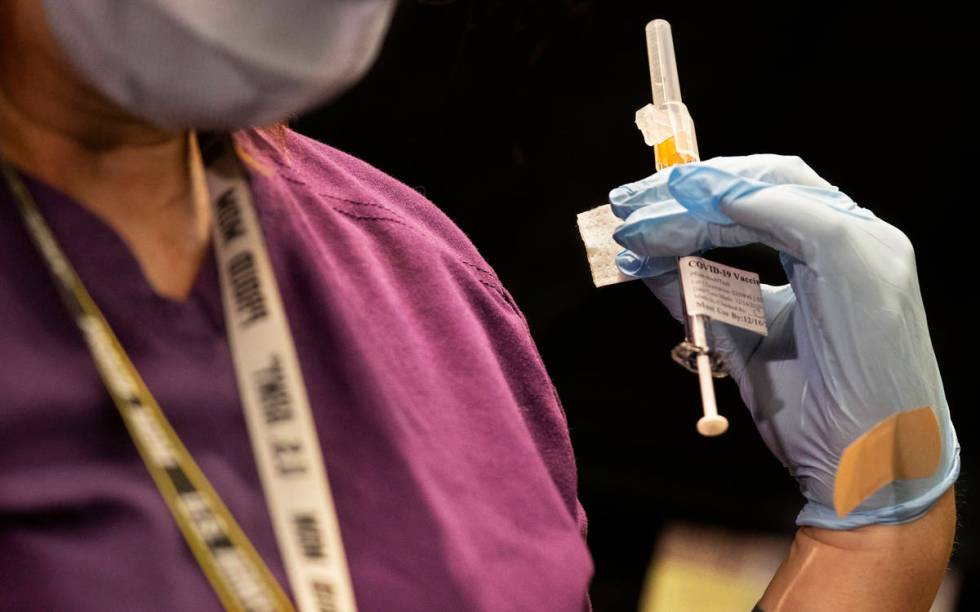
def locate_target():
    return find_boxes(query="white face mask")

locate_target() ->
[41,0,397,129]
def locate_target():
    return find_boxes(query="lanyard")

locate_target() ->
[1,133,357,612]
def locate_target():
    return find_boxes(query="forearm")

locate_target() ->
[759,486,956,612]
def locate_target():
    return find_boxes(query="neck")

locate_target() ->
[0,78,191,216]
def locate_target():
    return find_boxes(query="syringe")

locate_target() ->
[637,19,729,437]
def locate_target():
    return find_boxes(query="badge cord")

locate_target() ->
[196,133,358,612]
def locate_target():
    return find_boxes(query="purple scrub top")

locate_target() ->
[0,129,593,611]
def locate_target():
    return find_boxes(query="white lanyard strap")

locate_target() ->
[203,135,357,612]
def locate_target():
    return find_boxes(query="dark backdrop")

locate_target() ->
[293,2,972,609]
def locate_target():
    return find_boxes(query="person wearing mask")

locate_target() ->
[0,2,958,610]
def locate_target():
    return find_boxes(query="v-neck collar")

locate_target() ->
[10,168,227,345]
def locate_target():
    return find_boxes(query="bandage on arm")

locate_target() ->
[758,486,956,612]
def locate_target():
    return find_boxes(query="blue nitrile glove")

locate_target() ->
[609,155,959,529]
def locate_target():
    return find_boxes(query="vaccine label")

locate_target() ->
[679,256,768,336]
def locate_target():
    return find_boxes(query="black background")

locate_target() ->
[294,2,972,609]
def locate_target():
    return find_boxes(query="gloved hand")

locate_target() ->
[609,154,959,529]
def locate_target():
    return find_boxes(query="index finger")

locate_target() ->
[608,154,838,220]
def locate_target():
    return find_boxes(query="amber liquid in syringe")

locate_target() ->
[654,136,696,171]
